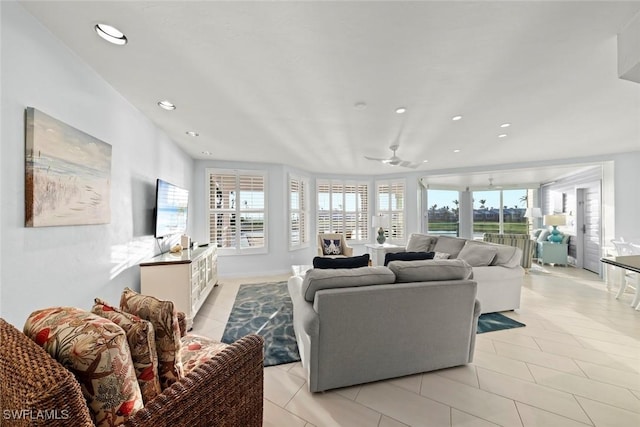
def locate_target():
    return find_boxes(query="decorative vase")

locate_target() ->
[376,227,386,244]
[548,225,563,243]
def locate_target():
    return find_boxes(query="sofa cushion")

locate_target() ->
[487,243,521,268]
[322,238,342,255]
[456,242,498,267]
[92,298,162,404]
[384,251,435,266]
[179,334,228,374]
[23,307,143,427]
[313,254,369,269]
[302,266,395,302]
[388,259,473,283]
[406,234,437,252]
[432,236,467,259]
[120,288,183,390]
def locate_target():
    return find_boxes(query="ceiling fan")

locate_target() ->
[365,143,421,169]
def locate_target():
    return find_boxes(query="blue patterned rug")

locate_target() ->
[221,281,300,367]
[477,312,526,333]
[221,282,525,366]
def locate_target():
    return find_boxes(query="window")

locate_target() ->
[472,188,528,238]
[426,189,460,236]
[207,169,267,254]
[376,179,405,242]
[289,174,309,249]
[316,180,368,241]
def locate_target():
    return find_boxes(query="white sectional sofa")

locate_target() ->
[383,234,525,314]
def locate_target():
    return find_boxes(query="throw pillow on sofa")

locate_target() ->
[120,288,183,390]
[92,298,162,404]
[432,235,467,259]
[313,254,370,269]
[23,307,144,427]
[405,234,437,252]
[456,242,498,267]
[384,251,434,266]
[387,259,473,283]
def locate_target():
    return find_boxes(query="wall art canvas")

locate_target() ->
[25,107,112,227]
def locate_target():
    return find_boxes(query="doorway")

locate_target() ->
[576,181,602,274]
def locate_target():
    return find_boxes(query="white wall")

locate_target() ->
[0,2,194,327]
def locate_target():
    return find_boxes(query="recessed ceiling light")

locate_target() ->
[453,149,461,153]
[186,131,199,137]
[395,107,407,114]
[354,102,367,110]
[157,100,176,111]
[500,123,511,128]
[452,115,463,121]
[498,134,507,138]
[422,160,429,163]
[94,24,127,45]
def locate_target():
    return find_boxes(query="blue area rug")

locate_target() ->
[477,312,526,333]
[221,281,525,366]
[221,281,300,367]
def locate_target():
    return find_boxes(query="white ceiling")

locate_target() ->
[18,1,640,186]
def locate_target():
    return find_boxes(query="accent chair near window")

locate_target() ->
[317,233,353,257]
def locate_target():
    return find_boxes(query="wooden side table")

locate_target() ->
[537,242,568,266]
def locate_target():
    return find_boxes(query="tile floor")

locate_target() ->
[191,264,640,427]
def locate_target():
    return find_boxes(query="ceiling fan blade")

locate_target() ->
[364,155,390,162]
[398,160,421,169]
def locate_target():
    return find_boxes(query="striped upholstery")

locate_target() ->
[483,233,535,269]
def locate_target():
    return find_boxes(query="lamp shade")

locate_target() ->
[371,214,390,229]
[544,214,566,227]
[525,207,542,218]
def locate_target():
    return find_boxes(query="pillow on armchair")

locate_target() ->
[92,298,162,403]
[24,307,144,427]
[120,288,183,390]
[322,238,342,255]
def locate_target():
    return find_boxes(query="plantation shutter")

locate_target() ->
[207,169,267,253]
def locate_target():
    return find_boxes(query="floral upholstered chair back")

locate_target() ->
[317,233,353,257]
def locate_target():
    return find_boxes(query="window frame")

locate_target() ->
[375,178,406,244]
[206,168,268,255]
[316,179,369,243]
[288,173,310,251]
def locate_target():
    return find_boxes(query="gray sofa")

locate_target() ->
[385,234,525,313]
[288,260,481,392]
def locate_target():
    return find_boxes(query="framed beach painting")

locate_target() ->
[25,107,112,227]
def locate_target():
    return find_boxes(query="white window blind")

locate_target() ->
[376,179,406,241]
[316,179,368,241]
[207,169,267,254]
[289,174,309,249]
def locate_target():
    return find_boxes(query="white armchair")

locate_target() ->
[317,233,353,257]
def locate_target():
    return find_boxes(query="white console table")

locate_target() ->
[365,243,404,266]
[140,245,218,330]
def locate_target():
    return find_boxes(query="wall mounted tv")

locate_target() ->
[154,179,189,238]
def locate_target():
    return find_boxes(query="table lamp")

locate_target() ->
[524,207,542,231]
[371,214,390,244]
[544,214,566,243]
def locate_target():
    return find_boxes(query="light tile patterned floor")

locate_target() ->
[192,264,640,427]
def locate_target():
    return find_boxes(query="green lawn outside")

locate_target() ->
[429,221,528,235]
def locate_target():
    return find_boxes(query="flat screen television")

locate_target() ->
[154,179,189,238]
